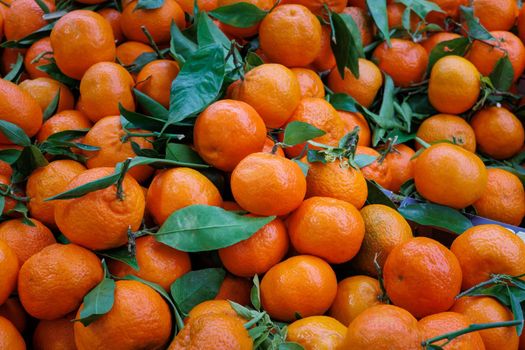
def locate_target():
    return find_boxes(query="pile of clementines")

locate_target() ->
[0,0,525,348]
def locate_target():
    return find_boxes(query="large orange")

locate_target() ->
[288,196,365,264]
[18,243,103,320]
[0,316,25,350]
[136,59,180,108]
[260,255,337,321]
[146,167,222,225]
[4,0,55,41]
[416,114,476,152]
[54,167,145,250]
[355,146,392,189]
[218,217,289,277]
[74,280,172,350]
[384,143,415,192]
[287,316,347,349]
[472,0,518,32]
[36,110,92,143]
[0,218,55,263]
[413,143,487,209]
[18,78,74,113]
[33,315,76,350]
[50,10,116,79]
[231,152,306,216]
[291,68,325,98]
[338,111,371,146]
[24,37,53,79]
[0,240,18,306]
[384,237,462,318]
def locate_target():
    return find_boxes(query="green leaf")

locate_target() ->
[326,93,358,112]
[43,90,61,121]
[460,6,494,41]
[167,44,225,126]
[490,56,514,92]
[77,278,115,326]
[508,286,524,336]
[0,120,31,147]
[165,143,207,165]
[293,159,309,177]
[0,149,21,164]
[251,275,261,310]
[245,51,264,71]
[45,172,120,201]
[129,155,210,169]
[38,62,79,89]
[366,0,390,45]
[133,89,168,120]
[170,268,226,314]
[0,196,5,215]
[28,145,48,168]
[396,0,444,20]
[210,2,267,28]
[197,11,231,48]
[398,203,473,234]
[170,22,198,63]
[428,37,471,71]
[46,129,89,142]
[34,0,50,13]
[127,52,158,74]
[283,121,326,146]
[355,154,377,168]
[330,11,361,79]
[98,246,139,271]
[119,103,167,131]
[366,180,397,209]
[1,22,54,49]
[379,74,395,123]
[136,0,164,10]
[3,54,24,82]
[279,343,305,350]
[155,205,275,252]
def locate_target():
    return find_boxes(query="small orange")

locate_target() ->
[291,68,325,98]
[384,144,415,192]
[194,100,267,171]
[116,41,155,66]
[470,106,524,160]
[327,59,383,108]
[0,298,27,334]
[33,315,76,350]
[0,316,25,350]
[287,316,347,349]
[217,0,273,38]
[147,167,223,225]
[413,143,487,209]
[260,255,337,321]
[312,25,336,72]
[428,55,480,114]
[231,152,306,216]
[136,59,180,108]
[259,4,322,67]
[18,77,74,113]
[24,37,53,79]
[339,111,371,146]
[288,196,365,264]
[421,32,463,54]
[342,6,374,46]
[0,240,18,306]
[120,0,185,44]
[472,0,518,32]
[215,275,252,306]
[356,146,392,189]
[98,8,124,43]
[372,39,428,87]
[416,114,476,152]
[329,275,383,326]
[473,168,525,226]
[36,110,92,143]
[4,0,55,41]
[0,218,55,263]
[384,237,462,318]
[281,0,346,16]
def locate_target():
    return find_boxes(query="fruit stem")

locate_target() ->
[140,26,163,59]
[455,274,502,299]
[115,158,132,201]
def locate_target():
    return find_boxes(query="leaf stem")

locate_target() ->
[115,159,132,201]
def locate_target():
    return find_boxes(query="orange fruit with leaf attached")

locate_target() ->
[219,217,289,277]
[473,168,525,226]
[287,316,347,349]
[36,110,92,143]
[470,106,524,160]
[231,152,306,216]
[217,0,273,38]
[329,275,384,326]
[342,6,374,46]
[260,255,337,321]
[0,218,55,263]
[82,115,154,183]
[421,32,462,54]
[33,315,76,350]
[339,111,371,146]
[342,304,422,350]
[472,0,518,31]
[75,280,172,350]
[98,8,124,43]
[0,79,42,144]
[352,204,413,277]
[288,196,365,264]
[384,237,462,318]
[136,59,180,109]
[0,48,25,77]
[416,114,476,152]
[116,41,155,67]
[18,243,103,320]
[194,100,267,172]
[24,37,53,79]
[428,56,480,114]
[54,167,145,250]
[291,68,325,98]
[386,3,420,32]
[0,316,25,350]
[312,25,336,72]
[384,144,415,192]
[236,63,301,128]
[4,0,55,41]
[451,296,519,350]
[19,77,74,113]
[414,143,487,209]
[259,4,322,67]
[51,10,116,79]
[0,298,27,334]
[451,224,525,290]
[372,39,428,87]
[327,59,383,108]
[120,0,185,44]
[0,240,18,306]
[356,146,392,189]
[215,275,252,306]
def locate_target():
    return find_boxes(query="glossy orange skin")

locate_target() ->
[75,280,172,350]
[418,312,486,350]
[116,41,155,66]
[312,25,336,72]
[82,116,154,183]
[215,275,252,306]
[98,8,124,43]
[0,218,55,263]
[0,316,25,350]
[466,31,525,82]
[136,59,180,108]
[327,59,383,108]
[33,316,76,350]
[259,4,322,67]
[384,237,462,318]
[218,0,273,38]
[342,304,422,350]
[219,217,289,277]
[24,37,53,79]
[451,224,525,290]
[416,114,476,152]
[291,68,325,98]
[342,7,374,45]
[4,0,55,41]
[147,168,222,225]
[51,10,116,80]
[19,77,74,113]
[473,169,525,226]
[372,39,428,87]
[231,152,306,216]
[18,243,103,320]
[260,255,337,321]
[236,63,301,128]
[109,235,191,291]
[79,62,135,122]
[451,297,519,350]
[287,316,347,349]
[0,241,18,306]
[472,0,518,31]
[281,0,346,16]
[428,56,480,114]
[36,110,92,143]
[288,197,365,264]
[339,111,371,146]
[356,146,392,189]
[470,106,524,160]
[194,100,267,171]
[121,0,185,44]
[421,32,462,54]
[385,144,415,192]
[414,143,487,209]
[55,168,145,250]
[0,79,42,144]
